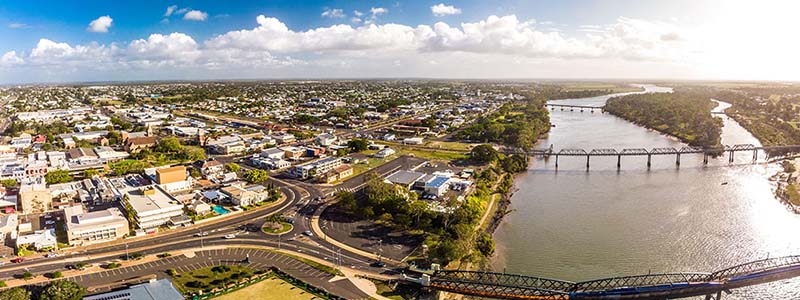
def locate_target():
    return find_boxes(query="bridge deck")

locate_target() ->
[429,255,800,300]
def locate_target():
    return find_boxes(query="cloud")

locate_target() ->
[321,8,345,18]
[431,3,461,16]
[127,33,201,65]
[184,10,208,21]
[164,5,178,17]
[0,51,24,66]
[8,23,29,29]
[354,10,364,17]
[370,7,387,16]
[87,15,113,33]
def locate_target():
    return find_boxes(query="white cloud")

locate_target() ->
[370,7,387,16]
[321,8,345,18]
[8,23,29,29]
[431,3,461,16]
[354,10,364,17]
[184,10,208,21]
[164,5,178,17]
[127,33,201,64]
[87,15,113,33]
[0,51,24,66]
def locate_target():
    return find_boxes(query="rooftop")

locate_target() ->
[386,170,426,186]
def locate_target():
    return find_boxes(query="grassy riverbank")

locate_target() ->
[604,91,723,148]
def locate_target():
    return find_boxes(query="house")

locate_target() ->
[188,198,212,215]
[221,183,271,207]
[251,156,290,170]
[63,205,129,246]
[318,164,354,183]
[196,159,224,178]
[273,132,296,144]
[373,147,396,158]
[16,229,57,250]
[0,214,18,242]
[315,133,337,147]
[125,136,157,153]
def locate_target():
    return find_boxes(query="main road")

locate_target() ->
[0,177,402,296]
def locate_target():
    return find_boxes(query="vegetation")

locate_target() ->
[39,280,86,300]
[44,169,73,184]
[225,162,241,173]
[171,265,255,295]
[104,262,121,269]
[456,92,550,149]
[243,169,269,183]
[0,287,30,300]
[605,91,723,147]
[347,138,370,152]
[0,179,17,188]
[214,277,317,300]
[110,159,152,175]
[785,183,800,206]
[20,271,33,280]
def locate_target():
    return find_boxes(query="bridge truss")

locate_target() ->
[428,255,800,300]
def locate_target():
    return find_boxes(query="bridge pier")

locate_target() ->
[554,154,559,168]
[617,155,621,169]
[676,153,681,166]
[704,153,709,164]
[704,290,723,300]
[647,154,652,168]
[753,149,758,163]
[729,150,735,163]
[586,155,590,169]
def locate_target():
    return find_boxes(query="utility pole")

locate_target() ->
[125,242,129,260]
[278,233,281,250]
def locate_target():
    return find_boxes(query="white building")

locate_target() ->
[64,205,129,246]
[16,229,57,250]
[373,147,396,158]
[123,187,185,231]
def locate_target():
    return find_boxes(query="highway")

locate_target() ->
[0,177,401,297]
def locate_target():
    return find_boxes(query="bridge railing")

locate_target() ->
[711,255,800,281]
[572,272,712,292]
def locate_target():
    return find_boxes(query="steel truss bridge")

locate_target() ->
[544,103,604,113]
[525,144,800,169]
[427,255,800,299]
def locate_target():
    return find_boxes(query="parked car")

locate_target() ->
[223,234,236,239]
[45,220,55,226]
[11,258,24,263]
[303,230,313,237]
[45,253,59,258]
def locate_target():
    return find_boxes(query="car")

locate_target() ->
[194,232,209,237]
[43,215,52,219]
[45,253,59,258]
[224,234,236,239]
[303,230,314,237]
[11,258,24,263]
[44,220,55,225]
[285,217,294,224]
[371,261,386,268]
[65,264,76,270]
[313,196,322,201]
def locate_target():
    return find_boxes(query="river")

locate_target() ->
[492,85,800,298]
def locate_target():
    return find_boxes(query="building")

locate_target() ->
[0,214,18,242]
[16,229,57,250]
[123,187,186,231]
[220,183,270,207]
[84,278,184,300]
[373,147,396,158]
[281,146,305,160]
[188,198,212,215]
[423,176,451,196]
[125,136,157,153]
[154,166,192,193]
[273,132,296,144]
[315,133,337,147]
[260,148,285,160]
[19,179,52,214]
[67,147,99,164]
[94,146,130,162]
[64,205,129,246]
[250,156,291,170]
[318,164,354,183]
[196,159,224,178]
[289,157,342,179]
[403,137,425,145]
[386,170,426,188]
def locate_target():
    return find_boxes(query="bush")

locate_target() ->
[21,271,33,280]
[40,280,86,300]
[48,271,63,279]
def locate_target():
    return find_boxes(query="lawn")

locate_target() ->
[262,222,293,234]
[214,277,316,300]
[397,148,467,161]
[423,141,476,151]
[171,265,256,295]
[350,157,389,177]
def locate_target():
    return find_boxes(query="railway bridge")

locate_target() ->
[526,144,800,169]
[544,103,604,113]
[409,255,800,299]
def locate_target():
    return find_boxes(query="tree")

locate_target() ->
[225,163,241,173]
[243,169,269,183]
[20,271,33,280]
[500,155,528,173]
[40,280,86,300]
[181,146,206,161]
[156,137,183,153]
[0,287,30,300]
[83,169,99,178]
[45,169,73,184]
[476,232,495,256]
[470,144,499,163]
[0,179,17,188]
[347,138,370,152]
[106,130,122,145]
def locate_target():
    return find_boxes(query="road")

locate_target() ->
[0,178,400,298]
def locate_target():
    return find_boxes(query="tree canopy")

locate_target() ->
[243,169,269,183]
[39,280,86,300]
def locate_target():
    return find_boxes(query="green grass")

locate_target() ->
[423,141,476,151]
[262,222,293,234]
[370,279,418,300]
[397,148,467,161]
[214,277,316,300]
[171,265,255,295]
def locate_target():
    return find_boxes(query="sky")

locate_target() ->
[1,0,799,84]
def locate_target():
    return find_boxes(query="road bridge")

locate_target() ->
[527,144,800,169]
[544,103,604,113]
[418,255,800,299]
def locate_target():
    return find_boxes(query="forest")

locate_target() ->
[456,91,550,150]
[604,91,723,148]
